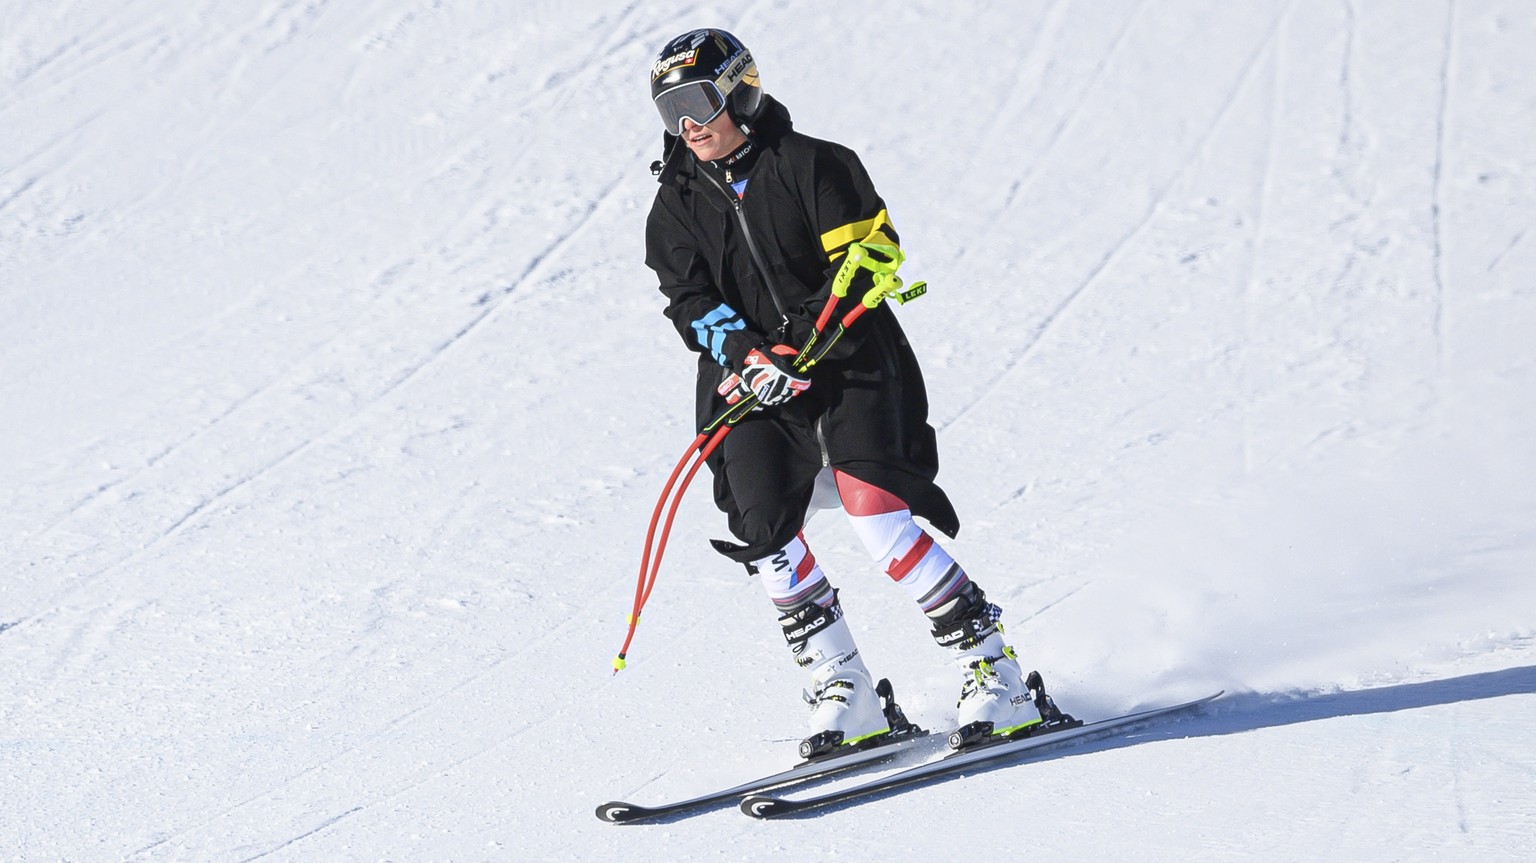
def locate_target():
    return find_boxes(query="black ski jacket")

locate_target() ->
[645,97,958,560]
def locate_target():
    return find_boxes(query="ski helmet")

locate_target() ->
[649,29,763,135]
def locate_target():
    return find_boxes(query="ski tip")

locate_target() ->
[739,794,797,819]
[595,801,652,824]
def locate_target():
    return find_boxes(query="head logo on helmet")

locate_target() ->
[650,28,765,135]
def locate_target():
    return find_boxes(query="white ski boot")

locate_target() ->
[928,583,1063,747]
[779,596,910,759]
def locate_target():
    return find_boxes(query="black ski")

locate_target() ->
[597,677,933,823]
[595,729,937,823]
[739,690,1223,819]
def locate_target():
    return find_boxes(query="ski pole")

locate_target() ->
[792,242,903,368]
[613,245,924,672]
[612,397,756,672]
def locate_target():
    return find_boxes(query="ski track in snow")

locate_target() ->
[992,0,1151,220]
[940,2,1291,434]
[0,5,148,110]
[9,3,677,852]
[1430,0,1458,369]
[5,5,657,634]
[123,592,609,859]
[1236,7,1287,475]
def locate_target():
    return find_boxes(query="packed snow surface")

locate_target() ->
[4,1,1534,860]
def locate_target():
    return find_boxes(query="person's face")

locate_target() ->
[681,111,747,162]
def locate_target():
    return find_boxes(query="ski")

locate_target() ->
[595,729,938,823]
[739,690,1224,819]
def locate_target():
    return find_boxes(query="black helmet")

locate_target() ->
[649,29,763,135]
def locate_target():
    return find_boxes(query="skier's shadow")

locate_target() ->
[1164,663,1536,742]
[791,663,1536,817]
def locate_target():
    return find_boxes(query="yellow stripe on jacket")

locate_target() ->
[821,208,898,261]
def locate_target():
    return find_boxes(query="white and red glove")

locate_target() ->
[724,344,810,406]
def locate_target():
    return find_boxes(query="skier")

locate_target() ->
[644,29,1037,754]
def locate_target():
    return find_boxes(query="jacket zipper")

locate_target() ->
[701,167,791,337]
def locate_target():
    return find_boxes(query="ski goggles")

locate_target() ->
[654,80,727,135]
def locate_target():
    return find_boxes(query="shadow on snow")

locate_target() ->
[781,664,1536,818]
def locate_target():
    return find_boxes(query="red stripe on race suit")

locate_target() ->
[794,537,818,584]
[834,470,907,517]
[885,532,934,581]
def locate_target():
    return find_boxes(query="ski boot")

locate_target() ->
[946,669,1082,749]
[928,583,1079,749]
[779,596,921,760]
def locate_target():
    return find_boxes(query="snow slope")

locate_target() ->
[4,1,1534,860]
